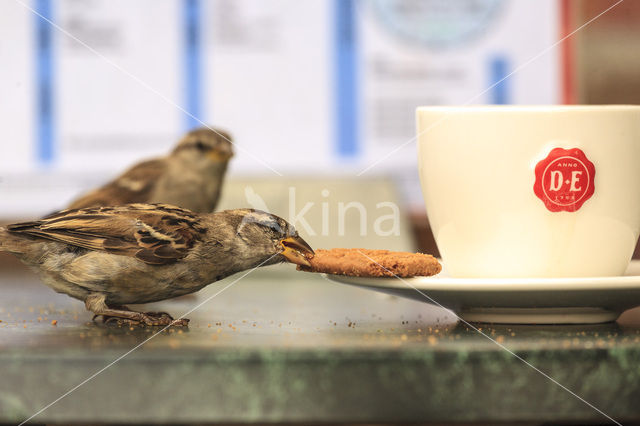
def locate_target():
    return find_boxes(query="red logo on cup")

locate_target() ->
[533,148,595,212]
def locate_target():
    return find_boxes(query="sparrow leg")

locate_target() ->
[85,294,189,326]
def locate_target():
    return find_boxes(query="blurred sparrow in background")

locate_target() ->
[68,127,234,212]
[0,204,313,326]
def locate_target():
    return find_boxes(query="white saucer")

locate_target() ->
[325,260,640,324]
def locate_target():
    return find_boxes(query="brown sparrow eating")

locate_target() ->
[0,204,314,326]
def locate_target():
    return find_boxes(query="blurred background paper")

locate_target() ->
[0,0,563,219]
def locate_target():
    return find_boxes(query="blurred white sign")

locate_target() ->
[0,0,561,217]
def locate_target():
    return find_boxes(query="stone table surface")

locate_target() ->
[1,265,640,425]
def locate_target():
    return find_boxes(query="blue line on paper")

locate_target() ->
[35,0,55,164]
[184,0,203,130]
[334,0,358,157]
[490,57,509,104]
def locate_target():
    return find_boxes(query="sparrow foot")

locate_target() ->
[99,312,189,327]
[86,294,189,327]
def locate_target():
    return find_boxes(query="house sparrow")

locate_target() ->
[0,204,314,326]
[68,127,234,212]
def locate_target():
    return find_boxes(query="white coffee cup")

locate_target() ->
[417,105,640,278]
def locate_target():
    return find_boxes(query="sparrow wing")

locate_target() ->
[68,159,167,209]
[7,204,207,265]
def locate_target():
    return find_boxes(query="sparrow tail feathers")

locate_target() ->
[0,226,25,254]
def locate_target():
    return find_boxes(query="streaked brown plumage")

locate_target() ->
[0,204,314,326]
[68,127,234,212]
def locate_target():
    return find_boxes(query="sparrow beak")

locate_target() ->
[207,150,233,162]
[280,235,315,267]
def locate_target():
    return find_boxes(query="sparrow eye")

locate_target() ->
[195,141,207,151]
[262,221,283,235]
[257,217,283,235]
